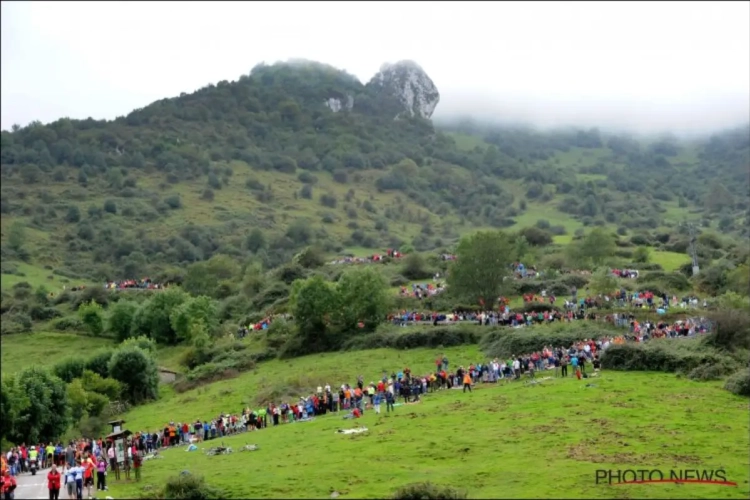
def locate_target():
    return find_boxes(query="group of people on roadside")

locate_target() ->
[2,437,147,500]
[103,278,166,290]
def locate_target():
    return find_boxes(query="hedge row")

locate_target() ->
[341,325,491,351]
[599,340,739,381]
[175,346,276,392]
[480,322,618,358]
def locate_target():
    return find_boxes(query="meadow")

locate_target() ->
[106,349,750,499]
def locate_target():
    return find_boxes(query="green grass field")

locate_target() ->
[0,262,71,291]
[106,351,750,499]
[0,332,116,375]
[651,251,692,272]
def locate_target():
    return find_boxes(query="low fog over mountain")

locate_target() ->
[2,1,748,136]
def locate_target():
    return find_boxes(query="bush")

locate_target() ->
[600,340,738,376]
[341,325,486,351]
[724,369,750,397]
[392,482,467,500]
[53,357,86,383]
[161,473,226,500]
[52,317,85,332]
[481,323,616,359]
[704,309,750,352]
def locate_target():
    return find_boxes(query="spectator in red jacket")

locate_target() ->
[2,470,17,500]
[47,465,61,500]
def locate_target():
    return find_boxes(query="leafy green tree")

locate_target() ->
[67,379,90,422]
[80,369,122,400]
[84,350,114,378]
[447,231,514,306]
[183,255,240,298]
[633,246,651,264]
[289,275,339,350]
[108,345,159,404]
[567,228,616,268]
[588,268,619,296]
[78,299,105,336]
[119,335,158,354]
[294,246,326,269]
[53,357,86,383]
[107,301,137,341]
[170,295,219,342]
[334,267,390,333]
[245,228,267,253]
[131,287,189,344]
[7,221,26,253]
[401,253,431,280]
[7,367,70,444]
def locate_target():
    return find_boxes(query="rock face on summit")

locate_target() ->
[367,61,440,119]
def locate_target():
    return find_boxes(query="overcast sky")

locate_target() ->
[2,1,749,135]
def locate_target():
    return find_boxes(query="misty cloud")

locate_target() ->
[2,1,748,135]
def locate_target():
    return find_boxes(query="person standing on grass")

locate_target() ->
[373,391,382,414]
[96,455,107,492]
[47,465,61,500]
[462,372,472,393]
[385,390,395,413]
[560,356,568,378]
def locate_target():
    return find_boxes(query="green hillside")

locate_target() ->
[0,60,748,286]
[1,60,749,482]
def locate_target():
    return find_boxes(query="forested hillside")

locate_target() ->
[1,59,748,283]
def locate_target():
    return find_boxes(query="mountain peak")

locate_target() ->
[368,61,440,119]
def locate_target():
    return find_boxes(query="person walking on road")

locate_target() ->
[47,465,61,500]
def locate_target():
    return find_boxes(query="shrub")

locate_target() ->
[481,323,616,359]
[52,317,85,332]
[162,473,225,500]
[53,357,86,383]
[341,325,486,351]
[392,482,468,500]
[600,340,738,376]
[724,368,750,397]
[704,309,750,352]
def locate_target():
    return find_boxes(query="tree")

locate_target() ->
[589,268,619,296]
[519,227,552,247]
[6,367,70,444]
[78,300,105,336]
[108,345,159,404]
[107,301,137,341]
[447,231,514,306]
[401,253,431,280]
[245,228,267,253]
[183,255,240,298]
[289,275,339,350]
[633,246,651,264]
[568,228,616,268]
[7,221,26,253]
[294,246,326,269]
[170,295,219,342]
[335,267,390,333]
[131,287,189,344]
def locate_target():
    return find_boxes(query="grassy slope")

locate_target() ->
[0,132,707,280]
[107,347,749,499]
[0,332,115,375]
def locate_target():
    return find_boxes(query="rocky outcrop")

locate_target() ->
[324,95,354,113]
[367,60,440,119]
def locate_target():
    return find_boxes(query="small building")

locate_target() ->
[158,367,178,384]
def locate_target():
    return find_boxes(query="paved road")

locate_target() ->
[13,466,50,500]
